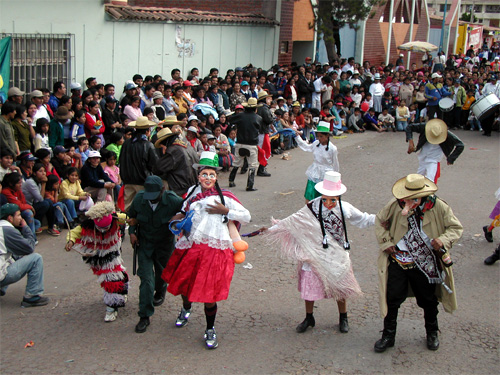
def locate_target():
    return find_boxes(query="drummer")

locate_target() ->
[405,119,464,183]
[425,73,452,121]
[481,75,500,137]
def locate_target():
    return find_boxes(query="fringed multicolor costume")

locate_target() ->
[72,218,128,309]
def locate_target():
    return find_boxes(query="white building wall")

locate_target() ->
[0,0,277,91]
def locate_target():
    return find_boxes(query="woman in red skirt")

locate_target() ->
[163,151,251,349]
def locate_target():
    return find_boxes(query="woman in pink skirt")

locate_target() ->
[266,171,374,333]
[162,151,251,349]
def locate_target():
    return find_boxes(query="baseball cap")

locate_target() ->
[431,73,442,79]
[241,81,249,86]
[235,104,244,110]
[30,90,43,98]
[17,151,37,161]
[53,145,69,155]
[125,83,138,90]
[7,87,24,97]
[183,80,192,87]
[0,204,20,219]
[88,150,101,158]
[70,82,82,90]
[188,115,199,123]
[143,175,163,200]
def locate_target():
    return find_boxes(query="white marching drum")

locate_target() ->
[471,93,500,121]
[439,97,454,112]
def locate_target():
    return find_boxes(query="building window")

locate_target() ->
[280,41,289,54]
[485,5,500,13]
[1,33,73,94]
[439,4,451,12]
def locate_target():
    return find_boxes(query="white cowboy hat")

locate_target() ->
[425,119,447,144]
[315,171,347,196]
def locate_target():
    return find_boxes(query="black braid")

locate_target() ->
[338,196,350,250]
[180,182,199,214]
[318,201,328,249]
[215,180,228,223]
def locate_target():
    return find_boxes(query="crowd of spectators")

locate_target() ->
[1,41,499,241]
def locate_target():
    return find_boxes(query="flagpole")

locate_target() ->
[386,0,395,65]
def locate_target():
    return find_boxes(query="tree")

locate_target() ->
[313,0,384,62]
[460,12,478,23]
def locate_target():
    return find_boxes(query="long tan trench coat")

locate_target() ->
[375,196,463,318]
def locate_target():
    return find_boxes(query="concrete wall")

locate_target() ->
[0,0,277,92]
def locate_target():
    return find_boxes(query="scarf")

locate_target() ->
[307,200,344,246]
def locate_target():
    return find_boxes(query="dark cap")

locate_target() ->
[17,151,37,161]
[143,175,163,200]
[105,95,118,104]
[53,145,69,155]
[0,203,20,219]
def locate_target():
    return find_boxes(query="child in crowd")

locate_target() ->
[227,127,237,154]
[105,132,124,164]
[338,110,348,131]
[347,107,364,133]
[45,174,77,229]
[59,167,91,215]
[363,108,385,132]
[395,100,410,131]
[75,137,90,164]
[71,110,87,143]
[103,151,122,202]
[462,89,476,129]
[378,108,394,131]
[408,104,417,124]
[206,134,217,153]
[34,118,51,153]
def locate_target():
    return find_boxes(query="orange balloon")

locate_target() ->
[233,251,246,264]
[233,240,249,252]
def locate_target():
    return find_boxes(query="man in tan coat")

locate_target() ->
[374,174,462,353]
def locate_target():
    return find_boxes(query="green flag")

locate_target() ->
[0,37,12,104]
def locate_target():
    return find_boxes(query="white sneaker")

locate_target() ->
[105,309,117,322]
[336,130,344,135]
[204,328,219,349]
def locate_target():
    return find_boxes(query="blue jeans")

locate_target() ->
[21,209,35,236]
[61,199,78,220]
[396,121,408,131]
[54,202,72,225]
[33,199,55,229]
[0,253,44,298]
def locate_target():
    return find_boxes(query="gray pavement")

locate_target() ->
[1,129,499,375]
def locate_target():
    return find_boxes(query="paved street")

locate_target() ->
[1,130,499,375]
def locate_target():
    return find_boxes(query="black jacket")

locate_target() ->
[119,135,159,185]
[296,77,314,103]
[229,112,262,145]
[257,104,274,133]
[406,123,464,164]
[81,162,112,189]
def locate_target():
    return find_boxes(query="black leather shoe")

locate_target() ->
[483,226,493,242]
[135,317,150,333]
[339,316,349,333]
[426,332,439,350]
[484,249,500,265]
[296,316,315,333]
[257,165,271,177]
[229,181,236,187]
[374,336,395,352]
[153,290,166,307]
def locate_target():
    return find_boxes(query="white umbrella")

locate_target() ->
[398,41,438,53]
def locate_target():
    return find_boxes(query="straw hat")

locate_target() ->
[392,174,438,200]
[242,97,262,108]
[192,151,221,171]
[425,119,447,144]
[154,127,177,148]
[257,91,271,102]
[160,115,184,127]
[128,116,156,129]
[315,171,347,196]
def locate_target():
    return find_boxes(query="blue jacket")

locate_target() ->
[425,82,451,106]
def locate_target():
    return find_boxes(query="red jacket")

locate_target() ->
[85,112,105,138]
[2,187,33,212]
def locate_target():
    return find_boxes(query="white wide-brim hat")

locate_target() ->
[315,171,347,196]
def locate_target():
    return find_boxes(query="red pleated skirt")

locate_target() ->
[162,243,235,303]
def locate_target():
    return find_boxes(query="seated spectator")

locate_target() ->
[17,151,37,181]
[105,132,124,165]
[12,104,35,153]
[0,150,21,183]
[0,203,49,307]
[123,96,142,121]
[70,110,87,143]
[51,146,71,179]
[151,91,166,123]
[88,135,103,152]
[58,167,90,213]
[49,106,72,148]
[363,108,385,132]
[34,148,60,181]
[44,174,76,230]
[85,101,105,146]
[347,107,364,133]
[378,108,395,131]
[33,118,51,153]
[80,150,114,202]
[22,163,60,236]
[102,151,121,203]
[1,173,37,236]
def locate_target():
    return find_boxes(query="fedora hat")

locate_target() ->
[192,151,221,171]
[128,116,156,129]
[55,106,72,120]
[243,97,262,108]
[425,119,447,144]
[392,174,437,200]
[257,91,271,102]
[154,127,176,148]
[315,171,347,196]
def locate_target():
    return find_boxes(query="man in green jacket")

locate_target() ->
[128,175,183,333]
[49,106,72,148]
[449,79,467,129]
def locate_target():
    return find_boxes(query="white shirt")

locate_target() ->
[312,77,325,103]
[483,82,500,97]
[295,136,339,183]
[369,82,385,96]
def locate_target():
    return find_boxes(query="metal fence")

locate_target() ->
[1,33,74,94]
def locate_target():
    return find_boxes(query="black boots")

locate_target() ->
[483,226,493,242]
[374,312,397,352]
[425,318,439,350]
[246,169,257,191]
[135,317,150,333]
[484,245,499,265]
[339,313,349,333]
[257,165,271,177]
[228,167,238,187]
[153,288,166,307]
[296,314,315,333]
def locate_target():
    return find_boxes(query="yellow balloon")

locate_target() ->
[0,74,4,89]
